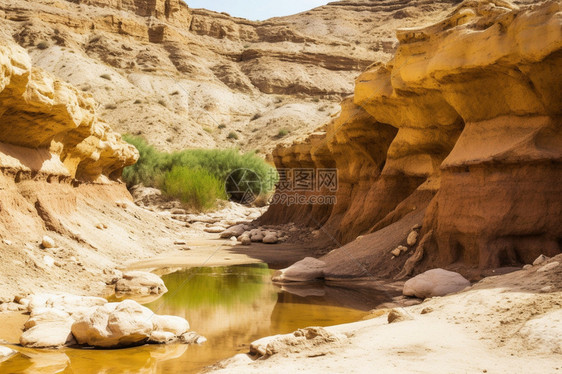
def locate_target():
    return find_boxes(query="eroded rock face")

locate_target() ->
[261,0,562,274]
[0,0,459,154]
[0,38,138,183]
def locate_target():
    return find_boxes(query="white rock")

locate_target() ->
[406,231,419,246]
[180,331,207,345]
[115,271,168,296]
[71,300,154,348]
[149,331,177,344]
[43,255,55,268]
[523,264,533,270]
[204,226,225,234]
[20,320,75,348]
[403,269,471,298]
[25,308,71,330]
[538,261,560,273]
[519,310,562,354]
[152,315,189,336]
[2,239,12,246]
[28,293,107,314]
[41,236,55,249]
[0,346,17,361]
[272,257,325,282]
[533,254,549,266]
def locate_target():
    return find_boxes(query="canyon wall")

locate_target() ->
[0,39,138,182]
[261,0,562,277]
[0,37,138,243]
[0,0,460,154]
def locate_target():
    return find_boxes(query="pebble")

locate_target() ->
[41,236,55,249]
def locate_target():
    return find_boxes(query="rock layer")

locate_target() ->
[261,0,562,276]
[0,0,459,154]
[0,38,138,182]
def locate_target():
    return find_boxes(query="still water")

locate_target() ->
[2,264,394,373]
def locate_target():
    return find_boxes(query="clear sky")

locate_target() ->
[183,0,332,21]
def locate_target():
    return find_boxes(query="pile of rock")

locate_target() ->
[19,293,204,349]
[390,225,421,258]
[219,224,289,245]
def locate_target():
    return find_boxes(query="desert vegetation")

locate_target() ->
[122,135,277,210]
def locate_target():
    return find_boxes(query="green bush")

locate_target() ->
[227,131,239,140]
[162,166,226,211]
[277,128,289,137]
[122,135,278,210]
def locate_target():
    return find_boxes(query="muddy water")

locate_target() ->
[1,264,394,373]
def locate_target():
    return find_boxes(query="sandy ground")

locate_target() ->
[208,255,562,374]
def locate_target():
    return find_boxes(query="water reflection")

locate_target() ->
[1,264,391,373]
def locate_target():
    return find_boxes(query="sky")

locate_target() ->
[183,0,332,21]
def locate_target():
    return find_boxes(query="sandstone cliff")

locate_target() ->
[0,39,138,183]
[0,38,152,301]
[0,0,460,154]
[261,0,562,278]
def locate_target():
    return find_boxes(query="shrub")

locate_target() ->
[157,99,167,107]
[122,135,278,209]
[227,131,239,140]
[133,99,142,104]
[251,113,262,121]
[203,127,212,133]
[218,124,227,129]
[162,166,226,211]
[36,41,49,50]
[105,104,117,109]
[100,74,112,80]
[277,129,289,137]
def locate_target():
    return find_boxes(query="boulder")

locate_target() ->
[250,327,346,357]
[249,229,264,242]
[71,300,154,348]
[403,269,470,299]
[204,226,225,234]
[151,315,189,336]
[220,224,246,238]
[71,300,191,348]
[115,271,168,297]
[238,233,251,246]
[24,308,71,330]
[262,232,278,244]
[20,320,75,348]
[533,255,549,266]
[28,293,107,314]
[272,257,325,282]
